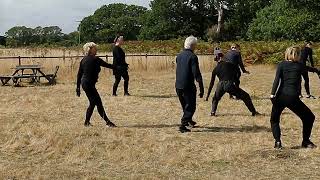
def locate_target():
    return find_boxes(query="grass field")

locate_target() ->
[1,62,320,179]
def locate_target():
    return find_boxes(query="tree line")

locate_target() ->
[3,0,320,47]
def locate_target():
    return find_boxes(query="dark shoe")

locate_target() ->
[124,93,131,96]
[274,141,283,150]
[306,95,316,99]
[252,111,262,116]
[189,121,197,128]
[112,94,118,97]
[211,112,216,116]
[106,121,117,128]
[302,140,317,149]
[84,122,92,127]
[179,126,191,133]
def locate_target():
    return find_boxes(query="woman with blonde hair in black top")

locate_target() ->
[76,42,116,127]
[270,46,319,149]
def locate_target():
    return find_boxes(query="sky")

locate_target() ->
[0,0,150,36]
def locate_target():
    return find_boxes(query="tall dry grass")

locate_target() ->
[0,48,216,83]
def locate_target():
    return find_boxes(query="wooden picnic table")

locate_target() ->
[0,65,59,86]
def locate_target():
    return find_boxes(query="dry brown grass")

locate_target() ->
[1,50,320,179]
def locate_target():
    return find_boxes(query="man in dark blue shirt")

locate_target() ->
[175,36,204,133]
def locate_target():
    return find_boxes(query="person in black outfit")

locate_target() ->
[112,36,130,96]
[300,41,315,98]
[76,42,116,127]
[176,36,204,133]
[225,44,250,85]
[270,46,319,149]
[206,60,259,117]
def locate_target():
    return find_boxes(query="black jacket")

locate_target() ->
[300,47,314,67]
[271,60,318,97]
[175,49,204,92]
[113,45,128,75]
[77,55,113,88]
[207,61,239,98]
[224,50,246,75]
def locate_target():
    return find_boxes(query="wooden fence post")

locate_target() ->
[18,56,21,66]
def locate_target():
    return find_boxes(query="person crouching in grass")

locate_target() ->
[270,46,319,149]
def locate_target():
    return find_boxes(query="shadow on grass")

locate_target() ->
[193,125,271,133]
[122,124,180,129]
[214,113,269,117]
[134,94,177,99]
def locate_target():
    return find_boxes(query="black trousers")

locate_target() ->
[301,70,311,95]
[270,94,315,142]
[113,71,129,95]
[212,81,256,114]
[176,88,197,127]
[82,79,110,123]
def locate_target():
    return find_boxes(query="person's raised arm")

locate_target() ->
[191,55,204,98]
[206,69,217,101]
[271,64,282,98]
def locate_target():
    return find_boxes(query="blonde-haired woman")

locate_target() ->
[76,42,116,127]
[270,46,319,149]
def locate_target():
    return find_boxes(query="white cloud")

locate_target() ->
[0,0,150,35]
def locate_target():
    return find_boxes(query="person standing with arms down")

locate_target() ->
[205,59,259,117]
[76,42,116,127]
[112,36,130,96]
[270,46,319,149]
[176,36,204,133]
[300,41,315,98]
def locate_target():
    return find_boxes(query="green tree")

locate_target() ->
[247,0,320,41]
[139,0,212,40]
[79,3,147,43]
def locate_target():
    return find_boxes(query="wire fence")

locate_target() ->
[0,53,214,65]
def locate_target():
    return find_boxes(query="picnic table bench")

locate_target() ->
[0,65,60,86]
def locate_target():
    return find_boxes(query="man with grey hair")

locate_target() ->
[175,36,204,133]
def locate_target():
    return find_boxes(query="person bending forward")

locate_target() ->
[76,42,116,127]
[270,46,319,149]
[206,60,259,117]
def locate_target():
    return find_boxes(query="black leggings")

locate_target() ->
[270,94,315,142]
[301,71,310,95]
[176,88,197,126]
[113,71,129,95]
[82,80,110,123]
[212,81,256,114]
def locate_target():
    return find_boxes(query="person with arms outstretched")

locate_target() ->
[206,59,259,117]
[76,42,116,127]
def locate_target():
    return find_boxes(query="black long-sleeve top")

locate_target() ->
[113,45,128,74]
[300,47,314,67]
[224,50,247,73]
[271,60,319,97]
[175,49,204,91]
[77,55,114,88]
[207,61,239,98]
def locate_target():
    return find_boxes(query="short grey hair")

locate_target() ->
[83,42,97,55]
[184,36,198,49]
